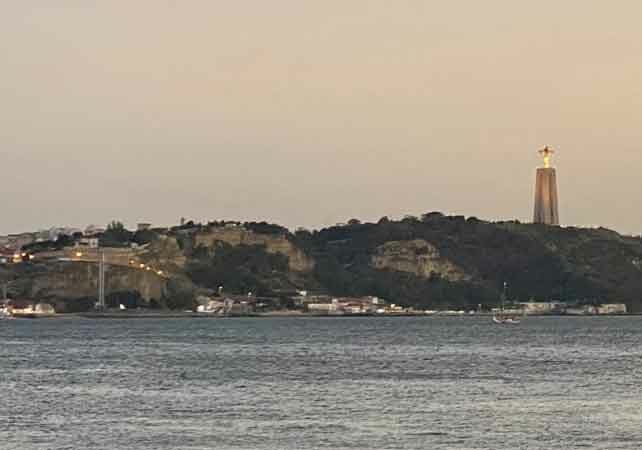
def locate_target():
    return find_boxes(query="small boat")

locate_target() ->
[0,307,14,320]
[493,281,521,325]
[493,315,520,325]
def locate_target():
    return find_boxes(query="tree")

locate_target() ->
[101,221,132,247]
[55,234,74,248]
[165,278,197,310]
[421,212,444,222]
[132,229,158,246]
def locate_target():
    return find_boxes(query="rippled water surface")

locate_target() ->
[2,316,642,450]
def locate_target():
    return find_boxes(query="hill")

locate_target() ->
[3,214,642,312]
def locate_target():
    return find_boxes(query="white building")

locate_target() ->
[306,303,338,313]
[519,302,566,315]
[597,304,627,315]
[77,237,100,249]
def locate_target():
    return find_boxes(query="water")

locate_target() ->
[1,316,642,450]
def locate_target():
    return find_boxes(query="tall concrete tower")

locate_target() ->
[533,146,560,225]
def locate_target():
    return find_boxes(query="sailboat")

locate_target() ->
[0,306,13,320]
[493,315,520,325]
[493,282,521,325]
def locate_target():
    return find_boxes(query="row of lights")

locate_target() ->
[8,250,167,279]
[72,252,165,277]
[129,259,164,277]
[12,252,34,263]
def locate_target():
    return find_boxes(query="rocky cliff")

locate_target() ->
[5,261,166,309]
[371,239,469,281]
[193,227,314,272]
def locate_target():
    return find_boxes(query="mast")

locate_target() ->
[98,251,106,309]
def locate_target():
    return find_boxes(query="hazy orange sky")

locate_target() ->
[2,2,641,235]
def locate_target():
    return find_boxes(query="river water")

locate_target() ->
[1,316,641,450]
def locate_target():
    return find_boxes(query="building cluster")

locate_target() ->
[516,302,627,316]
[0,300,56,318]
[0,223,154,264]
[0,225,105,264]
[195,295,258,316]
[194,293,405,316]
[295,293,403,315]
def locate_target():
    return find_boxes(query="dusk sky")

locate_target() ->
[2,2,641,235]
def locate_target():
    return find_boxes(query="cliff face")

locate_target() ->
[193,227,314,272]
[31,262,165,301]
[371,239,470,281]
[137,235,187,270]
[5,261,166,306]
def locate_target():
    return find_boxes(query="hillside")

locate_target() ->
[3,215,642,312]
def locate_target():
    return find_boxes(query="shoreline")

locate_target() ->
[7,311,636,319]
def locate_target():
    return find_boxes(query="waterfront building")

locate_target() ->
[519,302,566,315]
[597,304,627,315]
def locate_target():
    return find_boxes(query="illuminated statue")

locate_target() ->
[533,146,559,225]
[539,146,554,169]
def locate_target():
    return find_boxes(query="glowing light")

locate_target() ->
[75,252,83,258]
[539,146,554,169]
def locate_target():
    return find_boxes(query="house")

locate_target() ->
[597,304,627,315]
[566,304,597,315]
[519,302,566,315]
[84,225,106,236]
[307,302,338,313]
[76,237,99,248]
[6,233,37,250]
[9,302,56,317]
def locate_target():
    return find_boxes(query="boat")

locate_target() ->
[10,303,56,319]
[493,282,521,325]
[0,307,13,319]
[493,315,520,325]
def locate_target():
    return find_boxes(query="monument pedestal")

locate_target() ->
[534,168,559,225]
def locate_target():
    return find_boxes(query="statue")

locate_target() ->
[539,146,554,169]
[534,146,560,225]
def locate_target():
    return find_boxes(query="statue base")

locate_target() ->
[533,168,559,225]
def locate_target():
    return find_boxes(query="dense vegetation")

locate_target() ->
[287,214,642,310]
[173,214,642,311]
[186,243,294,297]
[4,214,642,312]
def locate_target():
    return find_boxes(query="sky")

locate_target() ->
[2,1,641,235]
